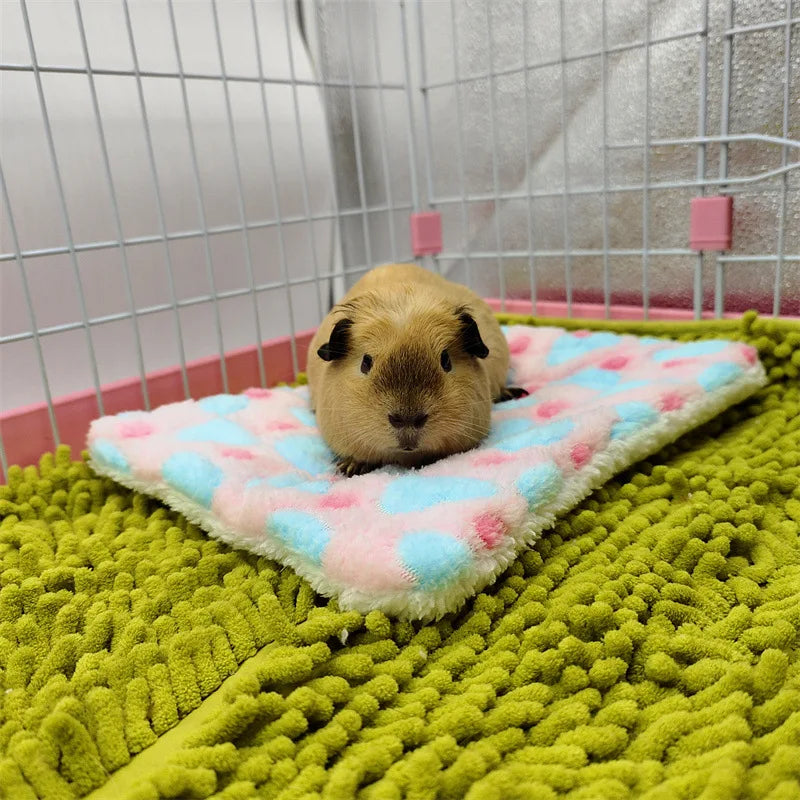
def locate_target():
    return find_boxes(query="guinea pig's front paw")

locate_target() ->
[497,385,530,403]
[335,457,379,478]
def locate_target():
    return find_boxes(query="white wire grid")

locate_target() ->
[0,0,799,475]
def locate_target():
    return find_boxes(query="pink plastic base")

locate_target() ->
[487,299,746,320]
[690,196,733,251]
[0,330,314,480]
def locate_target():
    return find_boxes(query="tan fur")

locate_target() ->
[307,263,511,471]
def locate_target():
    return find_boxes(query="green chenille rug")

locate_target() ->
[1,312,799,800]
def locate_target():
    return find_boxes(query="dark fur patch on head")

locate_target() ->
[374,344,442,399]
[318,318,353,361]
[457,309,489,359]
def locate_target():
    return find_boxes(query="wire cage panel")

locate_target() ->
[1,0,799,476]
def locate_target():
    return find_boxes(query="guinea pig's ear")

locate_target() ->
[457,311,489,359]
[317,318,353,361]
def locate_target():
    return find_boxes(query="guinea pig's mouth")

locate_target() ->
[394,429,423,452]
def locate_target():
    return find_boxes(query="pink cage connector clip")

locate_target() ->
[689,196,733,251]
[410,211,443,256]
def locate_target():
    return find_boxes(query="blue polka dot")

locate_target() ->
[698,362,743,392]
[496,419,575,452]
[601,380,650,396]
[497,393,538,411]
[91,439,129,473]
[274,435,333,476]
[639,337,666,346]
[652,340,729,362]
[546,332,620,366]
[398,531,472,589]
[199,394,249,415]
[266,510,330,565]
[486,417,534,444]
[163,452,223,508]
[500,325,511,335]
[380,476,497,514]
[265,474,303,489]
[178,419,257,447]
[291,407,318,428]
[516,462,563,510]
[610,402,658,440]
[559,367,620,391]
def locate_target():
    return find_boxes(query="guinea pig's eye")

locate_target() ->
[360,354,373,375]
[440,349,452,372]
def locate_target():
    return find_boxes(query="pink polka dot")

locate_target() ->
[509,336,530,355]
[474,512,505,548]
[663,359,690,368]
[742,347,757,365]
[537,400,569,419]
[472,452,513,467]
[221,447,254,460]
[245,387,273,398]
[573,330,591,338]
[268,421,298,431]
[600,355,629,370]
[660,392,684,412]
[119,421,153,438]
[571,443,592,468]
[319,493,358,510]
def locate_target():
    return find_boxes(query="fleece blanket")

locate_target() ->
[86,325,767,620]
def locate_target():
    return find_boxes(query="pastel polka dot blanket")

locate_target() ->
[87,325,767,620]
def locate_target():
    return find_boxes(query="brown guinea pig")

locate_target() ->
[307,263,528,476]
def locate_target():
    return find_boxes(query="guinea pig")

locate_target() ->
[307,263,528,476]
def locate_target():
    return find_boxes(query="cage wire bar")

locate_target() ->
[252,0,299,378]
[414,0,439,275]
[121,0,190,404]
[210,0,267,389]
[485,1,507,311]
[695,0,710,321]
[717,0,734,318]
[447,0,473,291]
[558,0,573,317]
[522,0,537,315]
[775,0,795,317]
[282,0,324,333]
[369,1,398,262]
[600,0,612,319]
[73,0,150,411]
[166,0,230,393]
[2,0,800,477]
[19,0,105,416]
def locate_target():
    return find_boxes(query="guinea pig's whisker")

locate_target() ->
[438,419,487,437]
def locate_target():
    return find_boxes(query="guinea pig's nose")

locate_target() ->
[389,412,428,429]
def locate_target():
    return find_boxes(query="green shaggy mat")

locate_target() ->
[2,312,800,800]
